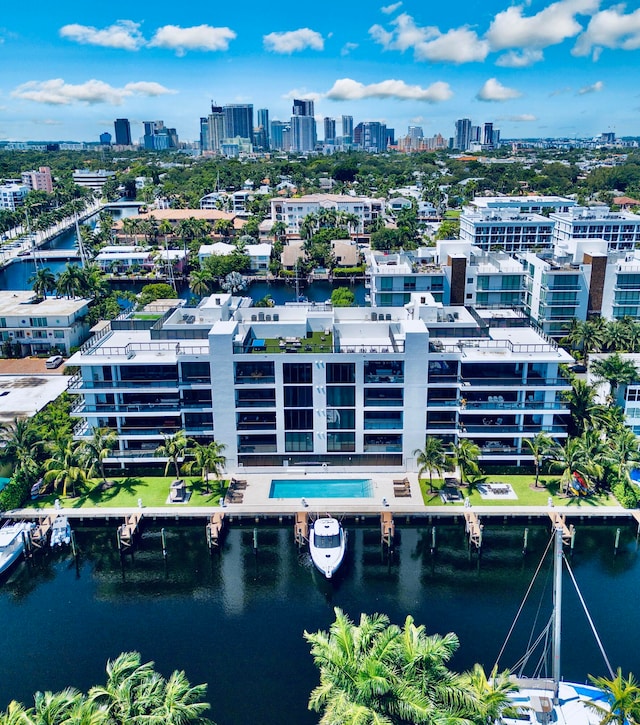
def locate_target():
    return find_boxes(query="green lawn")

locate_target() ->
[26,476,227,510]
[420,474,619,508]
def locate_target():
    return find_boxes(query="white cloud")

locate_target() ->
[263,28,324,53]
[282,89,323,102]
[325,77,453,102]
[59,20,144,51]
[573,5,640,58]
[341,42,359,56]
[369,14,489,63]
[500,114,538,121]
[476,78,523,101]
[549,86,573,95]
[381,2,402,13]
[486,0,598,51]
[578,80,604,94]
[11,78,176,106]
[149,25,236,54]
[33,119,63,126]
[495,49,544,67]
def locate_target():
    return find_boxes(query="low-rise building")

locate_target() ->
[0,291,91,356]
[21,167,53,193]
[0,182,29,210]
[551,206,640,252]
[271,194,384,236]
[72,170,116,193]
[459,208,555,253]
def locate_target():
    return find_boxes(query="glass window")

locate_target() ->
[181,361,211,382]
[364,411,403,429]
[326,363,355,383]
[284,409,313,430]
[327,432,355,452]
[236,388,276,407]
[327,386,355,407]
[235,361,274,383]
[283,363,312,384]
[364,389,403,406]
[327,409,355,429]
[284,386,313,407]
[285,432,313,452]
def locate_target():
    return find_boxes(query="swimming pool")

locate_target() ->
[0,477,10,492]
[269,478,373,498]
[631,469,640,482]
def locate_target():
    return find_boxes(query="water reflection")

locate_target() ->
[1,520,639,725]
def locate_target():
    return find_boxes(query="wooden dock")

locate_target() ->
[380,511,395,546]
[548,512,574,545]
[206,512,225,549]
[294,512,309,546]
[464,511,483,548]
[117,513,142,552]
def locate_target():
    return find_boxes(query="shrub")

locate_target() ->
[612,481,638,509]
[0,469,33,512]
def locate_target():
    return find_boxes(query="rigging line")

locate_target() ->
[523,562,552,667]
[511,616,552,674]
[494,532,554,672]
[563,553,615,679]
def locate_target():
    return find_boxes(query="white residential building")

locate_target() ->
[459,209,555,253]
[72,170,116,194]
[0,182,29,210]
[68,295,572,471]
[271,194,384,236]
[0,291,91,356]
[551,206,640,252]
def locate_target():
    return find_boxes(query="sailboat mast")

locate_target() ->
[552,525,563,703]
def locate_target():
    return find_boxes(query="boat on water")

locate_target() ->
[0,522,34,576]
[309,517,346,579]
[502,525,611,724]
[50,517,71,548]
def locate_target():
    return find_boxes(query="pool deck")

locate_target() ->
[2,472,639,524]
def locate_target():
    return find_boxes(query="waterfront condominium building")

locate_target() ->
[0,182,30,210]
[550,206,640,253]
[270,194,384,235]
[68,294,572,472]
[114,118,132,146]
[459,208,554,253]
[469,196,576,214]
[0,291,91,356]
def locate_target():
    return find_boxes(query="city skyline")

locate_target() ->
[1,0,638,143]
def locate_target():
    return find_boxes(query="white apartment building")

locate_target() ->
[551,206,640,252]
[271,194,384,236]
[0,291,91,356]
[459,209,555,253]
[72,170,116,194]
[469,195,576,214]
[68,294,572,472]
[0,182,29,211]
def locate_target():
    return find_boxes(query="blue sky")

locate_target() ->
[1,0,639,142]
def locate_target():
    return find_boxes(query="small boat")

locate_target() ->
[0,522,34,576]
[309,517,346,579]
[50,517,71,548]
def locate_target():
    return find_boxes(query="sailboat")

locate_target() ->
[501,525,611,724]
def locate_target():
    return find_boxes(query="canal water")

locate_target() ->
[1,520,639,724]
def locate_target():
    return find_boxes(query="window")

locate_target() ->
[283,363,312,384]
[181,361,211,382]
[285,432,313,452]
[326,363,355,383]
[284,409,313,430]
[327,386,355,407]
[327,432,355,452]
[364,411,403,429]
[327,409,355,429]
[30,317,47,327]
[284,386,313,407]
[236,388,275,407]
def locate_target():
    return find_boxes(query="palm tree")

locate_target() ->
[190,269,212,298]
[563,377,598,435]
[413,437,447,493]
[564,319,604,365]
[80,427,117,485]
[44,441,89,497]
[591,353,640,403]
[28,267,56,299]
[450,438,481,485]
[523,432,555,488]
[155,431,188,480]
[603,320,633,352]
[603,427,640,484]
[271,221,287,242]
[587,668,640,725]
[88,652,211,725]
[184,439,227,493]
[463,664,520,724]
[0,417,39,474]
[305,607,481,725]
[548,437,593,494]
[33,688,83,725]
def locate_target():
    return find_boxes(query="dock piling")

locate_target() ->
[431,525,437,554]
[523,527,529,555]
[614,527,621,554]
[161,528,167,559]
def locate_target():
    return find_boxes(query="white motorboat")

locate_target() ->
[50,517,71,548]
[501,525,611,724]
[309,517,346,579]
[0,522,34,576]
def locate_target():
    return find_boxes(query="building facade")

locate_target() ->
[270,194,384,235]
[114,118,132,146]
[21,167,53,193]
[0,182,29,210]
[68,295,572,472]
